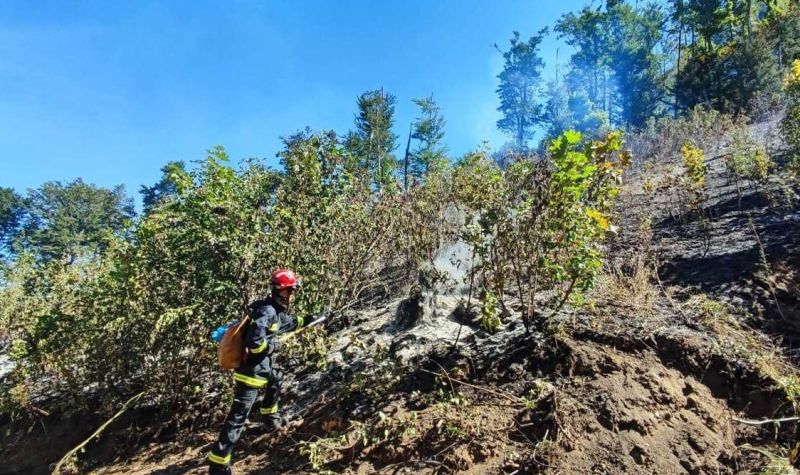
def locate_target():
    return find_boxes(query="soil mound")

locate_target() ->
[552,339,739,474]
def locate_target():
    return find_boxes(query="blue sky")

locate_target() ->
[1,0,590,207]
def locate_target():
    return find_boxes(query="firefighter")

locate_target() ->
[207,268,306,475]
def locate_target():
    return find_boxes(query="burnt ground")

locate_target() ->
[3,132,800,474]
[9,278,800,475]
[617,146,800,339]
[30,305,797,475]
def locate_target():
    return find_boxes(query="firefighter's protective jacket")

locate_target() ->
[231,297,306,388]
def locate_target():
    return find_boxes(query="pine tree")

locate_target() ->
[673,0,795,112]
[556,9,611,114]
[21,179,135,262]
[557,3,668,128]
[606,2,669,127]
[345,89,399,192]
[495,30,548,150]
[542,80,574,142]
[410,96,447,181]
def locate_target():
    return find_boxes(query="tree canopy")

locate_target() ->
[20,179,135,262]
[410,95,448,181]
[344,89,399,192]
[0,188,25,260]
[496,30,548,150]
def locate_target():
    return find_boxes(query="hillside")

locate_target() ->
[2,113,800,474]
[4,3,800,474]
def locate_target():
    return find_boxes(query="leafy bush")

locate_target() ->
[453,130,628,329]
[628,107,735,167]
[0,129,628,426]
[681,142,706,211]
[0,254,107,419]
[0,134,445,421]
[283,326,330,372]
[480,290,500,333]
[725,122,775,204]
[782,59,800,177]
[679,142,714,254]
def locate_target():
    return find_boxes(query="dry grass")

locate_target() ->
[592,210,657,319]
[740,444,799,475]
[595,260,657,316]
[685,294,800,409]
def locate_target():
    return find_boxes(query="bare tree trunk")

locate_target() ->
[746,0,753,45]
[403,123,412,193]
[454,248,477,350]
[377,88,384,193]
[518,86,527,150]
[675,0,684,118]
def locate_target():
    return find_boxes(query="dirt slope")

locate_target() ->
[5,290,796,474]
[58,310,791,475]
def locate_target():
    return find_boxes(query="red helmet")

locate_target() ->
[271,268,299,290]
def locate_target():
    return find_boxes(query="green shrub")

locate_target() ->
[726,125,774,185]
[453,130,628,329]
[480,290,501,333]
[0,129,628,426]
[782,59,800,177]
[0,135,447,422]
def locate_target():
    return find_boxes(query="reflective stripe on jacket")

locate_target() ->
[232,297,306,385]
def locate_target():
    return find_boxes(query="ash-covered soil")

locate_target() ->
[59,301,796,475]
[6,285,798,474]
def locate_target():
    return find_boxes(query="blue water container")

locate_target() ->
[210,320,238,343]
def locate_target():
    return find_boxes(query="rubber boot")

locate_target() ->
[263,414,283,433]
[208,461,232,475]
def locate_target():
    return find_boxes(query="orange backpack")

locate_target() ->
[218,316,249,370]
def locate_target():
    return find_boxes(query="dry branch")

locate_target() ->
[52,391,145,474]
[733,416,800,426]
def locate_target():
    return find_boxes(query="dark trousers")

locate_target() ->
[208,368,283,472]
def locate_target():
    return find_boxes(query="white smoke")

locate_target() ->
[432,239,472,286]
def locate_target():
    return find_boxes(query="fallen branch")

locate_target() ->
[278,314,329,342]
[52,391,145,474]
[418,368,525,405]
[431,360,457,398]
[733,416,800,426]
